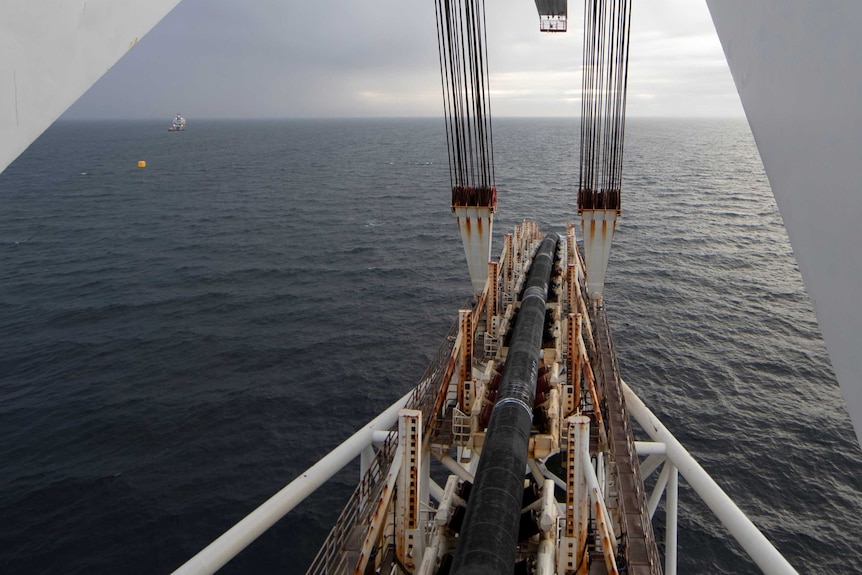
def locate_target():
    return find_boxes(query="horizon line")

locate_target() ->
[57,114,747,122]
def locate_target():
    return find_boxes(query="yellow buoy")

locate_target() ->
[137,160,147,168]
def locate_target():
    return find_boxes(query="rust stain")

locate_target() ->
[354,553,367,575]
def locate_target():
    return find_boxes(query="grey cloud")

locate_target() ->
[63,0,740,119]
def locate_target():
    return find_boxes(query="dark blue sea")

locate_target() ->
[1,118,860,574]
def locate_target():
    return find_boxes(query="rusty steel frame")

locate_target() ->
[395,409,424,571]
[487,260,499,333]
[458,309,473,408]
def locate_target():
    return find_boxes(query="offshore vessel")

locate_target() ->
[1,1,861,575]
[169,114,187,131]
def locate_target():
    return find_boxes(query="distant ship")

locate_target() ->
[168,114,186,132]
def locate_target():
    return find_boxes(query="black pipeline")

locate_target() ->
[451,232,560,575]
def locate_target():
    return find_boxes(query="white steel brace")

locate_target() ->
[171,389,412,575]
[622,380,799,575]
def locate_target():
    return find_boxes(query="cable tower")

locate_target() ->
[434,0,497,295]
[578,0,632,304]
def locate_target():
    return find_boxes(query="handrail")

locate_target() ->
[172,296,478,575]
[306,430,399,574]
[622,380,800,575]
[170,389,414,575]
[309,310,467,574]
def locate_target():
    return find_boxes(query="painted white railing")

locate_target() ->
[171,380,798,575]
[622,380,799,575]
[170,390,413,575]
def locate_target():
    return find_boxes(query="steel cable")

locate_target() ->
[434,0,496,209]
[578,0,631,213]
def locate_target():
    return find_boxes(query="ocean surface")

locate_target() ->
[1,118,860,574]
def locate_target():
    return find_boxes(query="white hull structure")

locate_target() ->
[0,0,183,173]
[706,0,862,446]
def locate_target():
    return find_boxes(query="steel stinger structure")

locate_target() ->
[173,220,798,575]
[170,2,801,574]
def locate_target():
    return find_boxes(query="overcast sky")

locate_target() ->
[63,0,743,120]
